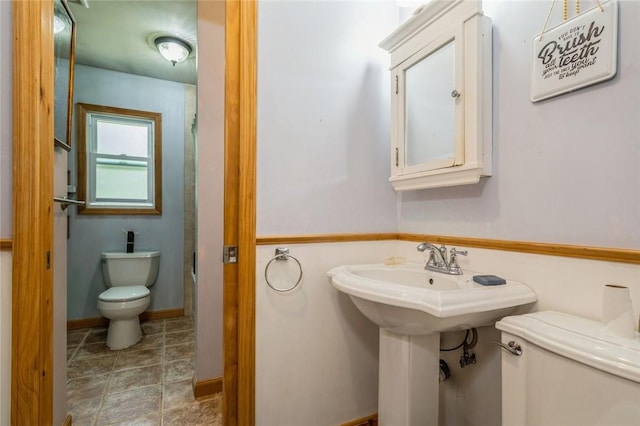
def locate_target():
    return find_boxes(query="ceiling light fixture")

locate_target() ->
[154,36,192,66]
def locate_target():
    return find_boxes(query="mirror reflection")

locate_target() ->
[405,40,456,168]
[54,0,75,145]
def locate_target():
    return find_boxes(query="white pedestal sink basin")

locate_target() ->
[328,262,537,334]
[328,262,536,425]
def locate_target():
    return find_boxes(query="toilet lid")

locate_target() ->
[99,286,150,302]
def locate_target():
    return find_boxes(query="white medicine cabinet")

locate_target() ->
[380,0,492,191]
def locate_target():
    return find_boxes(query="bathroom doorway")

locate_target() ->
[65,0,197,327]
[62,1,201,422]
[11,0,256,424]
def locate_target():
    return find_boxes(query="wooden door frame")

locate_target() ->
[11,1,55,424]
[225,0,257,424]
[11,0,257,424]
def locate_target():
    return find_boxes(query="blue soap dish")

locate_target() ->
[473,275,506,286]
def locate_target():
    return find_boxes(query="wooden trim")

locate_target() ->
[256,232,640,265]
[12,1,55,424]
[66,308,185,330]
[398,233,640,265]
[62,0,76,148]
[237,1,257,425]
[76,209,162,216]
[75,103,163,216]
[67,317,108,331]
[62,414,72,426]
[223,0,241,424]
[76,102,87,213]
[257,233,398,245]
[141,308,184,321]
[0,239,12,251]
[341,414,378,426]
[223,1,257,423]
[193,376,223,400]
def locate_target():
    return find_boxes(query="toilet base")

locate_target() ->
[106,317,143,350]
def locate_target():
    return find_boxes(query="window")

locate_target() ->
[77,103,162,215]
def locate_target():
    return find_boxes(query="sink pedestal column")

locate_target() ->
[379,329,440,425]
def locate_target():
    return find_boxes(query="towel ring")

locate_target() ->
[265,248,303,293]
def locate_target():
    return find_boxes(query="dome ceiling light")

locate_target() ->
[154,36,192,66]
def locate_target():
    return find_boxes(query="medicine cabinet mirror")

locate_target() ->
[380,0,492,191]
[54,0,76,150]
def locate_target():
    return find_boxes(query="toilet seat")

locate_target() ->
[98,286,150,303]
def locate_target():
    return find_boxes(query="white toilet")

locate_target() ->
[97,251,160,350]
[496,311,640,425]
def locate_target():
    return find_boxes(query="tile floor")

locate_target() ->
[67,316,222,426]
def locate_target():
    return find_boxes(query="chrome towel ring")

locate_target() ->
[265,248,303,293]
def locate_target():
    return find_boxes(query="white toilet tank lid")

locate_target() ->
[101,251,160,259]
[496,311,640,383]
[99,286,150,302]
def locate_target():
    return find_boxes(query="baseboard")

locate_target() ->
[141,308,185,322]
[62,414,72,426]
[340,413,378,426]
[67,317,109,330]
[193,376,223,400]
[67,308,186,330]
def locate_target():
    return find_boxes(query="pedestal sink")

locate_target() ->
[327,262,536,425]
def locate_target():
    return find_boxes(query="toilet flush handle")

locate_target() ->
[494,340,522,356]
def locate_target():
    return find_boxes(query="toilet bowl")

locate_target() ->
[97,251,160,350]
[496,311,640,425]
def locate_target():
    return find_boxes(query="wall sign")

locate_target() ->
[530,0,618,102]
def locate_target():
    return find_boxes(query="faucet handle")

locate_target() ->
[448,248,467,275]
[450,248,467,257]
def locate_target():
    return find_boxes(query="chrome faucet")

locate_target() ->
[417,243,468,275]
[417,243,447,269]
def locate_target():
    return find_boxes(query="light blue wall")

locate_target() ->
[397,0,640,249]
[256,1,398,235]
[68,64,187,320]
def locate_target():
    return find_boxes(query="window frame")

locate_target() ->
[76,103,163,215]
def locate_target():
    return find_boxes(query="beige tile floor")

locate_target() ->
[67,316,222,426]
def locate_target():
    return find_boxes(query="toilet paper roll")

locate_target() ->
[602,284,636,338]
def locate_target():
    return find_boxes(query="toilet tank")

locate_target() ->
[496,311,640,426]
[101,251,160,287]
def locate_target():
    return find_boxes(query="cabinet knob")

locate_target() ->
[451,89,461,98]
